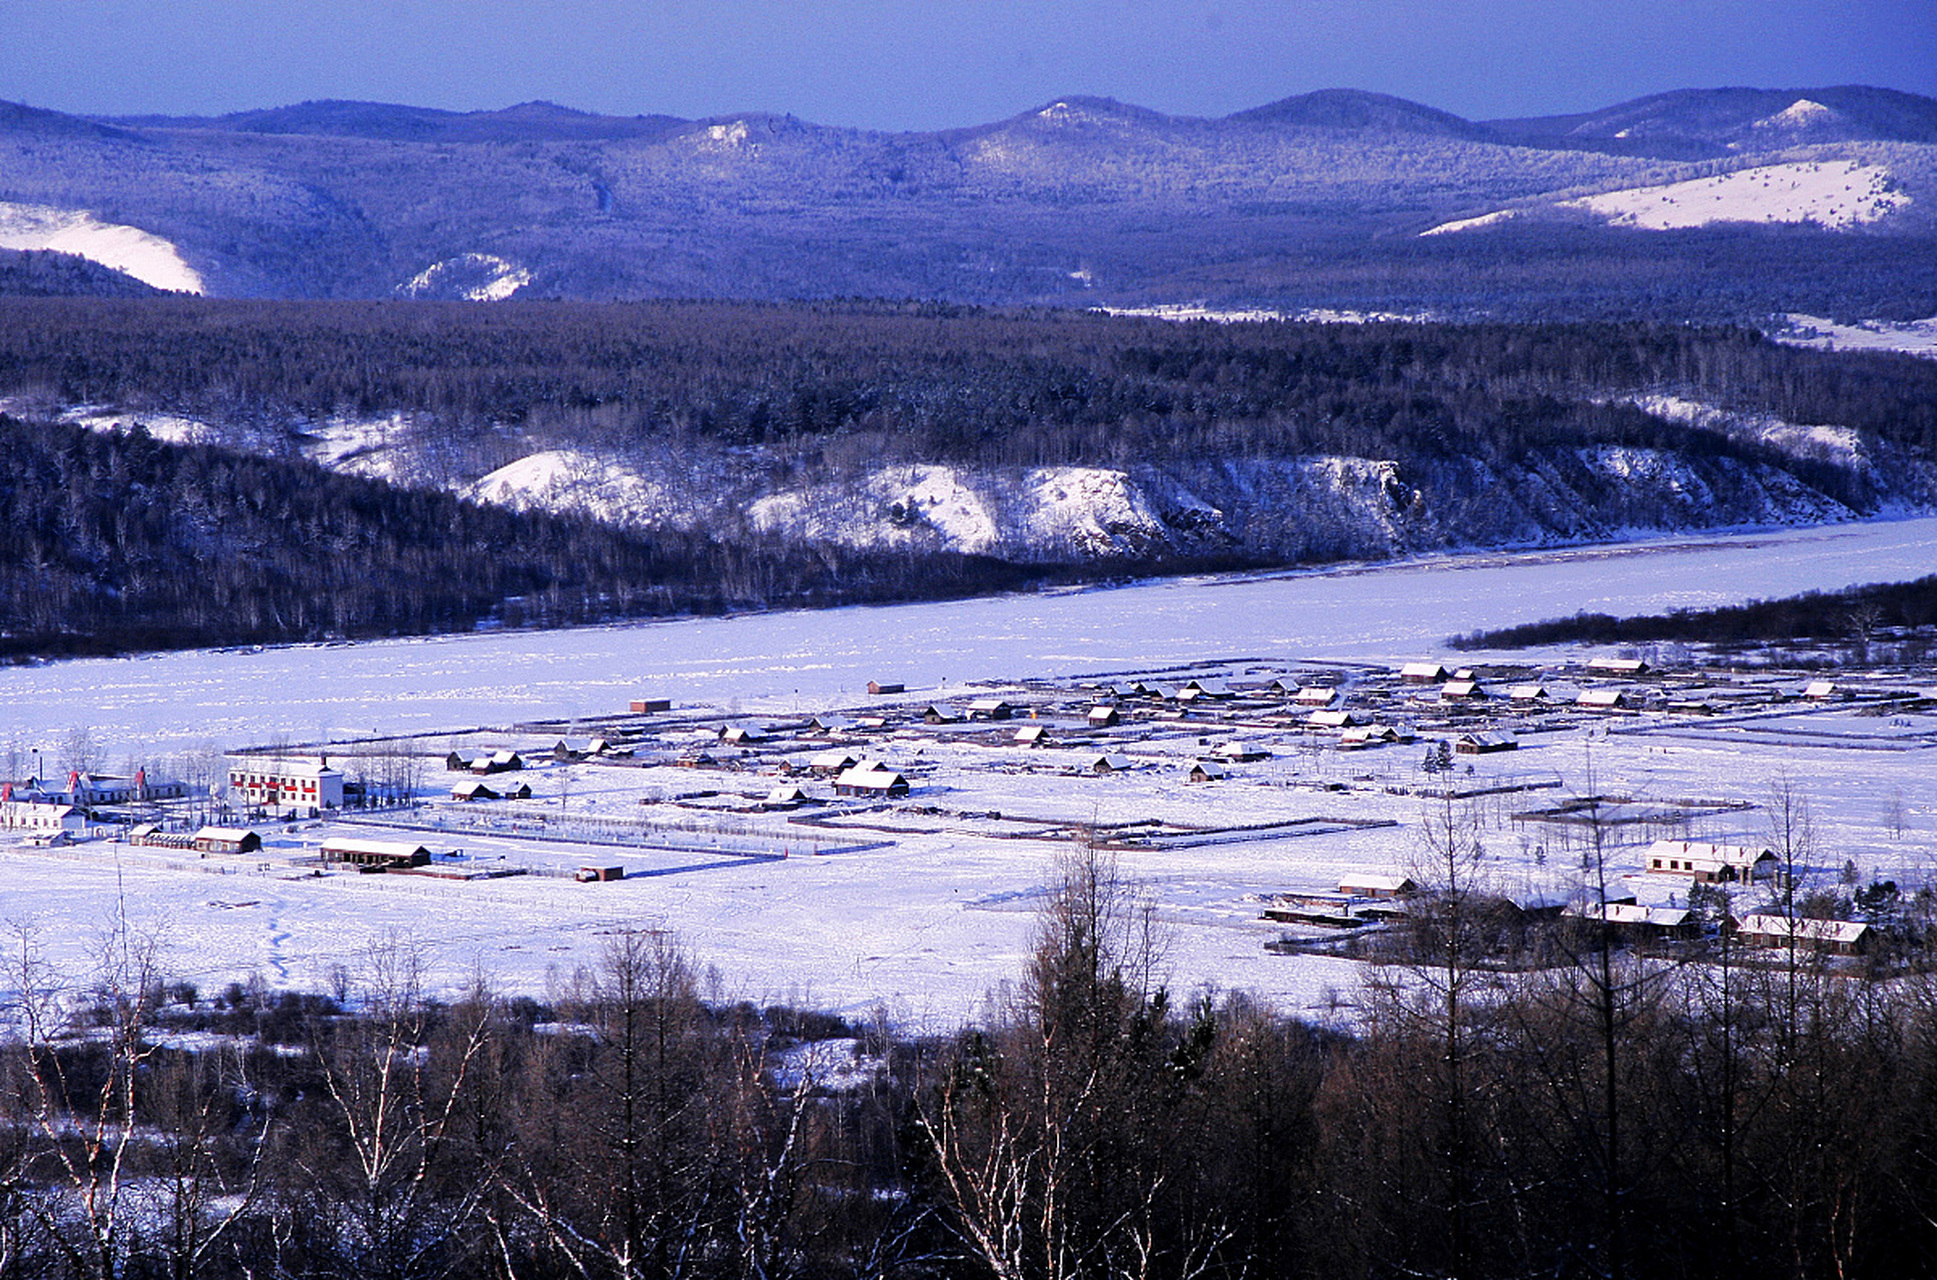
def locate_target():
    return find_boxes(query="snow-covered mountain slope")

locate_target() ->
[1424,159,1911,235]
[1559,159,1908,230]
[0,201,203,292]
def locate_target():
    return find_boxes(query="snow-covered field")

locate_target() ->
[3,518,1935,1028]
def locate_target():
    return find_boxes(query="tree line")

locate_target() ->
[1452,572,1937,651]
[10,831,1937,1280]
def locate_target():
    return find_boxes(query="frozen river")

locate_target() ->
[3,517,1934,755]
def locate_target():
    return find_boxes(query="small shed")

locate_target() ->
[1308,708,1358,728]
[867,680,905,696]
[629,697,673,714]
[1508,684,1550,703]
[1013,724,1052,746]
[194,826,263,855]
[1089,753,1132,775]
[922,705,962,725]
[1212,741,1271,761]
[1293,685,1338,707]
[1802,680,1842,701]
[1188,761,1229,783]
[1339,873,1416,899]
[966,699,1014,721]
[765,783,813,808]
[452,779,502,801]
[1087,705,1121,728]
[576,866,625,882]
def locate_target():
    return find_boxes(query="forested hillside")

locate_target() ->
[0,415,1055,659]
[3,297,1934,658]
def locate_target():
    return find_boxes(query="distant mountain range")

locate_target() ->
[3,85,1935,318]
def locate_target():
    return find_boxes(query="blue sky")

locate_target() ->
[8,0,1934,129]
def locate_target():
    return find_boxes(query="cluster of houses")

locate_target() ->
[1268,833,1879,956]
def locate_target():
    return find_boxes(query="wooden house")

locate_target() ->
[1211,741,1270,762]
[921,705,961,725]
[575,866,625,882]
[629,697,673,714]
[1564,901,1698,941]
[1455,731,1518,755]
[807,750,859,775]
[1293,685,1338,707]
[1188,761,1229,783]
[1401,661,1449,683]
[320,838,431,869]
[1012,724,1052,747]
[1734,913,1873,956]
[1508,684,1550,703]
[867,680,905,696]
[1577,689,1628,710]
[1087,705,1121,728]
[1440,679,1483,701]
[194,826,262,855]
[1587,657,1649,676]
[1089,753,1132,774]
[966,699,1014,721]
[834,766,910,798]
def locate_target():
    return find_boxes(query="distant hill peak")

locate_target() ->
[1227,89,1489,139]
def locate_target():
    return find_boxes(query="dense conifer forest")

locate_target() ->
[1,297,1934,466]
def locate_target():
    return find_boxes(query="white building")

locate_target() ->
[226,756,344,812]
[0,801,85,836]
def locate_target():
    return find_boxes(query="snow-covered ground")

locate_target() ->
[1774,314,1937,360]
[398,253,531,301]
[1423,159,1910,236]
[2,518,1934,1029]
[0,200,204,293]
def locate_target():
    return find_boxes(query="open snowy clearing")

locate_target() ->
[2,518,1934,1029]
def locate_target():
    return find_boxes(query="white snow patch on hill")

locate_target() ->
[1626,393,1872,471]
[1418,208,1521,236]
[1756,98,1840,131]
[0,201,204,292]
[1559,160,1908,230]
[1774,314,1937,359]
[1425,160,1909,237]
[399,253,531,301]
[468,450,689,527]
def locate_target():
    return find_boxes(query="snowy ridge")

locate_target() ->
[0,201,204,292]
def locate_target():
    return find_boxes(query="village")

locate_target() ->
[4,645,1933,995]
